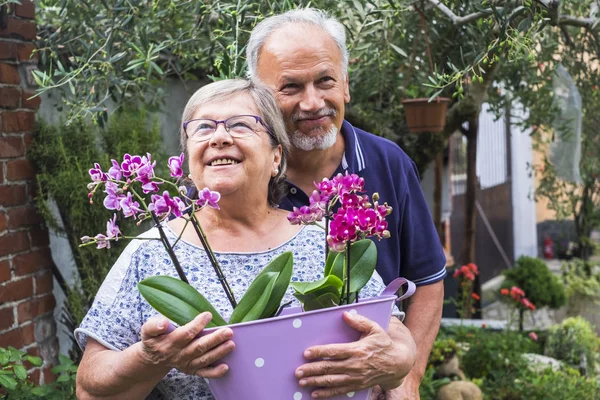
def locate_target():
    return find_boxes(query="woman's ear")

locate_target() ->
[273,144,283,171]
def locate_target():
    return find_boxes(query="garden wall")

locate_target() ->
[0,0,58,384]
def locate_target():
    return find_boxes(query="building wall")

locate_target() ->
[0,1,58,384]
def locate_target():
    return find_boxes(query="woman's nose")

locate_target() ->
[208,124,233,147]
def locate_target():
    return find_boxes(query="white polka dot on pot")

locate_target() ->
[346,392,355,397]
[349,309,358,316]
[255,358,265,368]
[293,318,302,328]
[293,392,302,400]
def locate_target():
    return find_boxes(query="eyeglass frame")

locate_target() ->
[183,114,275,142]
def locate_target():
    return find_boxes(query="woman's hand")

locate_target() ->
[139,312,235,378]
[295,312,416,399]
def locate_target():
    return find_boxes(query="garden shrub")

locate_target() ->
[502,256,567,311]
[545,316,600,376]
[0,347,77,399]
[29,109,165,359]
[513,367,600,400]
[561,258,600,299]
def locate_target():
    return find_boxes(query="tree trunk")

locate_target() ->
[433,151,444,242]
[462,117,479,265]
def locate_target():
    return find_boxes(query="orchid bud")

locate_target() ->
[386,206,393,215]
[364,202,372,208]
[372,192,380,201]
[179,186,186,195]
[87,182,97,190]
[80,236,91,243]
[382,230,391,239]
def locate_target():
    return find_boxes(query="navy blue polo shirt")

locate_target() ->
[279,120,447,286]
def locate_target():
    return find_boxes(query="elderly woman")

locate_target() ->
[75,79,415,400]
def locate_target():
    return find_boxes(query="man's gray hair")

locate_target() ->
[246,8,348,80]
[180,79,290,207]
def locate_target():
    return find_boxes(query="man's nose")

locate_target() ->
[299,85,325,111]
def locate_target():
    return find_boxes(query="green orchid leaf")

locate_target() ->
[229,272,278,324]
[138,276,227,327]
[324,250,341,276]
[303,292,341,311]
[259,252,294,318]
[329,251,346,280]
[291,274,344,295]
[293,284,341,304]
[348,239,377,293]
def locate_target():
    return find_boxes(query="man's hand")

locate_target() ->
[369,373,420,400]
[295,311,416,399]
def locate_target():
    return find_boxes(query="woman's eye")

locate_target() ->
[229,122,253,130]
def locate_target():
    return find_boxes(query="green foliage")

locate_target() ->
[291,240,377,310]
[502,256,567,310]
[0,347,77,400]
[561,258,600,299]
[513,367,600,400]
[29,109,165,344]
[461,329,539,381]
[428,337,460,367]
[545,317,600,376]
[418,366,450,400]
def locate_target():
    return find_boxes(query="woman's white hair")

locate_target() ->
[246,8,349,80]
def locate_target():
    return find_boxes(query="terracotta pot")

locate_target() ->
[401,97,450,134]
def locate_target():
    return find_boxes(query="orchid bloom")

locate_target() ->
[168,153,185,178]
[196,188,221,210]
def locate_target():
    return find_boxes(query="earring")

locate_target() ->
[272,168,279,177]
[188,174,193,179]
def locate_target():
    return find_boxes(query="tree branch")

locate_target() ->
[428,0,600,30]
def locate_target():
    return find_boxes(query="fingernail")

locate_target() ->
[299,379,306,386]
[296,370,304,378]
[304,350,312,358]
[157,321,164,329]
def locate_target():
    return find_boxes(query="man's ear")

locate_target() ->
[344,74,351,103]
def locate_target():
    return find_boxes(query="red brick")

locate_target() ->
[0,307,14,330]
[0,137,24,158]
[7,206,42,229]
[0,63,20,84]
[17,43,37,63]
[0,18,36,41]
[0,260,10,283]
[0,86,20,108]
[0,277,33,302]
[21,91,40,109]
[14,1,35,19]
[13,248,52,276]
[43,365,56,384]
[21,322,34,345]
[0,230,29,257]
[0,211,6,231]
[29,227,49,248]
[34,271,53,295]
[28,368,40,385]
[0,42,18,61]
[17,294,55,323]
[0,184,27,206]
[0,328,24,349]
[6,159,35,181]
[2,111,35,132]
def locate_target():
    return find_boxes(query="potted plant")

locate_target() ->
[82,152,416,400]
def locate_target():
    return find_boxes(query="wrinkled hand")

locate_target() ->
[369,373,420,400]
[295,311,416,399]
[139,312,234,378]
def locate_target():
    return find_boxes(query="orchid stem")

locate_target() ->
[345,244,351,304]
[151,212,189,284]
[188,210,238,309]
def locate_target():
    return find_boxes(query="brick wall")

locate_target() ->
[0,1,58,385]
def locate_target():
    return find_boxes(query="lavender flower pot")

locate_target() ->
[202,278,415,400]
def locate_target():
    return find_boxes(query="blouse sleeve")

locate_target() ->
[74,239,147,352]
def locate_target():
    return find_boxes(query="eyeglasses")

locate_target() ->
[183,114,274,142]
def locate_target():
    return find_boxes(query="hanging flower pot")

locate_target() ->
[202,278,415,400]
[401,97,450,134]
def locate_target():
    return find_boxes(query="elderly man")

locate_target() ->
[246,8,446,400]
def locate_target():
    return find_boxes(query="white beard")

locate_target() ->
[290,125,338,151]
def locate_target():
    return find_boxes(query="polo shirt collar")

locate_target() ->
[339,120,367,174]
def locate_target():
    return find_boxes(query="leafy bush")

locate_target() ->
[0,347,77,399]
[461,329,539,381]
[502,256,567,310]
[428,338,460,367]
[561,258,600,299]
[513,367,599,400]
[545,316,600,376]
[29,109,165,359]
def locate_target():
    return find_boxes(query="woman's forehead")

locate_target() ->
[191,92,259,120]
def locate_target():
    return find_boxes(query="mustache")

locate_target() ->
[291,108,336,122]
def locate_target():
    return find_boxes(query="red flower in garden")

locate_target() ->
[500,288,509,296]
[454,263,478,282]
[471,293,480,301]
[529,332,538,341]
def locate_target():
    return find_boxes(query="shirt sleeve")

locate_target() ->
[74,241,145,352]
[398,160,447,286]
